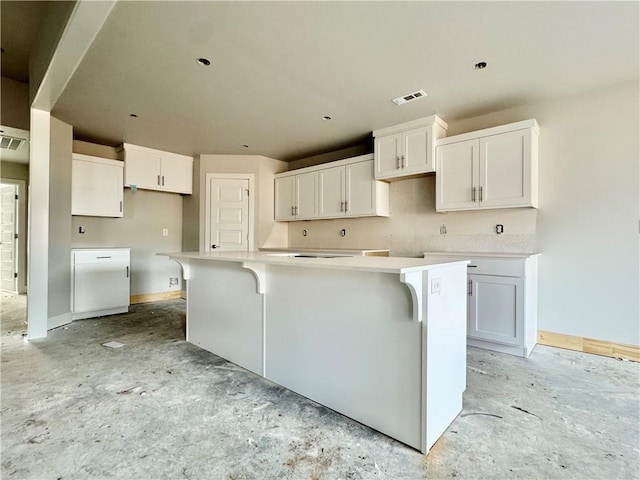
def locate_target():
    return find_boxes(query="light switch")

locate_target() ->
[431,277,442,295]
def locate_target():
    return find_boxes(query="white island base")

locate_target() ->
[168,252,468,454]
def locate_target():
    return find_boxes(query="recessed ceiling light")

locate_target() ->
[473,61,487,70]
[129,113,139,118]
[242,144,249,148]
[322,116,332,121]
[196,57,211,66]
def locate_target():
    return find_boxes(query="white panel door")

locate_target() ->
[274,176,296,221]
[208,177,249,251]
[295,171,318,219]
[160,155,193,194]
[346,160,375,216]
[403,125,432,173]
[72,157,123,217]
[468,274,524,346]
[436,139,479,211]
[0,184,17,292]
[124,148,161,189]
[479,129,531,208]
[318,165,345,218]
[374,133,401,178]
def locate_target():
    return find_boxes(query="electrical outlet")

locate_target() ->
[440,224,447,235]
[169,277,179,287]
[340,229,346,237]
[431,277,442,295]
[162,228,169,236]
[496,224,504,234]
[79,226,85,234]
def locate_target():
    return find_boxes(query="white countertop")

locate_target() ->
[259,247,389,256]
[163,251,468,275]
[424,251,539,259]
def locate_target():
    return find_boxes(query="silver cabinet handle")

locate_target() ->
[479,186,483,202]
[472,187,476,202]
[119,201,123,212]
[401,155,405,168]
[126,266,129,278]
[291,206,294,216]
[344,200,349,212]
[396,156,400,169]
[157,175,161,186]
[161,175,165,186]
[468,280,472,296]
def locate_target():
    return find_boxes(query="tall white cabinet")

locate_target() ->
[435,119,539,212]
[424,252,539,357]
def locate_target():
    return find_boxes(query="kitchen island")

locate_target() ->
[165,251,468,454]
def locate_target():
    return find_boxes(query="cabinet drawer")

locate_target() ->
[466,258,524,277]
[73,249,130,264]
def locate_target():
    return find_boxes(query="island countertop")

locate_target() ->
[163,251,469,275]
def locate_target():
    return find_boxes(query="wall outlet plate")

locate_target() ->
[430,277,442,295]
[496,224,504,234]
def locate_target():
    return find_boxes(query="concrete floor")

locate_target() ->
[1,293,638,480]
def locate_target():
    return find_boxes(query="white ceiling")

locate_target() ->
[7,1,640,162]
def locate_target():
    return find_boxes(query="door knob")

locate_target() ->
[211,244,218,249]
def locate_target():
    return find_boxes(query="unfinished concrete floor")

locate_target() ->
[1,293,638,479]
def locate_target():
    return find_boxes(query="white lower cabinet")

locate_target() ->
[71,249,131,320]
[425,252,539,357]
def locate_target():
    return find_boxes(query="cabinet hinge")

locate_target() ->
[14,272,18,278]
[15,194,18,200]
[14,233,18,239]
[246,189,250,196]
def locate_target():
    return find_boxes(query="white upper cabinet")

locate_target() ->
[436,119,539,212]
[373,115,448,180]
[275,155,389,222]
[275,171,318,221]
[72,154,124,217]
[118,143,193,194]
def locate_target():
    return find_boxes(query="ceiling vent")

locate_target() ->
[0,135,26,151]
[392,89,427,106]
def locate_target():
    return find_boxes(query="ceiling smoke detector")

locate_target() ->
[0,135,26,151]
[392,89,428,106]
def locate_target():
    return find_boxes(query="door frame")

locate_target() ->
[1,178,27,294]
[204,173,255,252]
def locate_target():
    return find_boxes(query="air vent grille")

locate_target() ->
[0,135,26,151]
[392,89,428,106]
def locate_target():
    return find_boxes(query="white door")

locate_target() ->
[436,139,479,211]
[403,125,432,173]
[274,176,296,221]
[295,171,318,220]
[468,274,524,347]
[0,184,17,292]
[479,129,532,208]
[208,177,250,251]
[318,166,345,218]
[374,133,401,178]
[346,160,375,216]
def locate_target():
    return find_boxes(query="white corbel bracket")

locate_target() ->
[242,262,266,294]
[171,258,191,280]
[400,271,423,323]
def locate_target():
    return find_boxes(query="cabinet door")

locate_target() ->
[318,166,345,218]
[295,171,318,219]
[374,133,401,179]
[274,176,296,221]
[72,158,124,217]
[345,160,376,216]
[160,155,193,194]
[73,260,130,313]
[402,125,433,174]
[435,139,479,211]
[124,149,161,189]
[468,274,524,347]
[479,129,532,208]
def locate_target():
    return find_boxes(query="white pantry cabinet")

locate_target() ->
[318,156,390,218]
[435,119,539,212]
[274,171,318,220]
[424,252,539,357]
[373,115,448,180]
[71,154,124,217]
[71,248,130,320]
[118,143,193,194]
[274,154,389,221]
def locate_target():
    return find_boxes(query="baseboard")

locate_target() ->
[538,330,639,363]
[130,291,182,304]
[48,312,72,330]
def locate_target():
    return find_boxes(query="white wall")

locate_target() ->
[289,81,639,346]
[71,141,183,296]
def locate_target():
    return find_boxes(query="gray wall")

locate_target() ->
[288,81,639,347]
[1,77,30,130]
[71,141,183,296]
